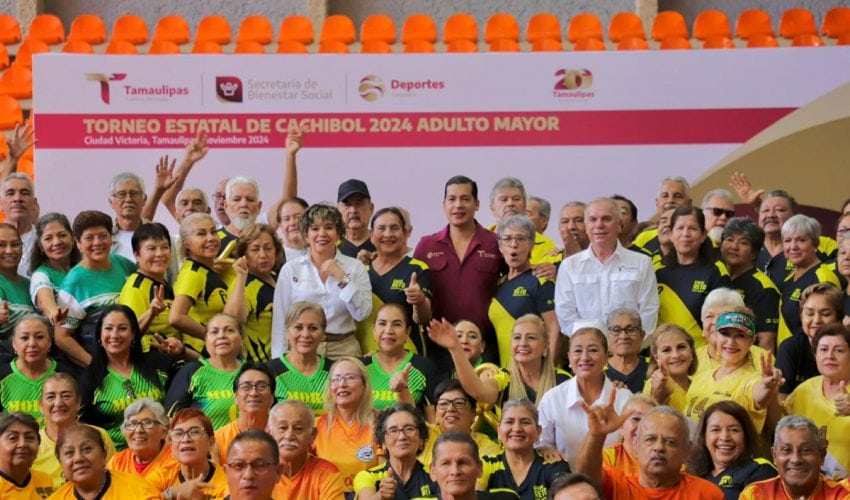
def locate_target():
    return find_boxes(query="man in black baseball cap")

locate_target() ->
[337,178,376,261]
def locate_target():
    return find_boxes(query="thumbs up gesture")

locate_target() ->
[834,380,850,417]
[378,465,398,499]
[649,364,672,405]
[390,364,411,393]
[404,272,424,305]
[0,300,8,324]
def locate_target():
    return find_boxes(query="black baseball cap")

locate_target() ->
[337,179,371,202]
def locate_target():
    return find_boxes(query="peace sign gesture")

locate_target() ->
[149,284,167,317]
[759,353,783,391]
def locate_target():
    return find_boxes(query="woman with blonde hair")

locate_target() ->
[644,323,699,411]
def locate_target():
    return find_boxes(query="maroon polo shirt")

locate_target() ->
[413,221,503,337]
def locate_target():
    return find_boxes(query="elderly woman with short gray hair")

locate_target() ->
[106,398,175,481]
[488,214,559,366]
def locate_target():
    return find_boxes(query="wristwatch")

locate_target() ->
[338,273,351,288]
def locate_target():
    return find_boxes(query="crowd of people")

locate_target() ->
[0,120,848,499]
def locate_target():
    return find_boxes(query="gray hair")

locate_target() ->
[721,217,765,255]
[269,400,315,429]
[177,187,210,209]
[773,415,826,453]
[497,214,536,240]
[123,398,169,427]
[109,172,145,196]
[14,313,52,339]
[701,188,733,207]
[624,393,657,411]
[489,177,527,205]
[528,196,551,220]
[501,398,539,424]
[178,212,217,259]
[225,176,260,201]
[701,288,745,320]
[659,176,691,198]
[639,406,691,447]
[562,200,587,210]
[781,214,820,242]
[2,172,34,193]
[587,197,622,224]
[607,307,642,329]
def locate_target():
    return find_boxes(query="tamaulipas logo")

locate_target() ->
[85,73,127,104]
[86,73,190,103]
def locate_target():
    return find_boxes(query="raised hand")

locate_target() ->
[151,333,186,357]
[649,365,672,404]
[356,249,376,265]
[185,131,209,164]
[377,465,398,499]
[759,353,783,391]
[581,388,634,437]
[833,380,850,416]
[232,256,249,277]
[149,284,167,317]
[170,473,211,500]
[286,121,303,156]
[389,364,411,393]
[404,272,424,305]
[8,123,35,161]
[49,307,69,327]
[320,259,346,283]
[427,318,461,351]
[729,172,765,206]
[155,155,178,191]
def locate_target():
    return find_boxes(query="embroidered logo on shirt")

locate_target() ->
[427,251,444,259]
[513,286,529,297]
[718,475,733,487]
[790,288,802,302]
[691,280,707,293]
[390,278,407,291]
[477,250,497,259]
[356,444,376,463]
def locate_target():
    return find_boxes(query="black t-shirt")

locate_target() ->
[482,451,570,500]
[704,459,777,500]
[776,333,818,395]
[339,238,376,258]
[605,357,650,395]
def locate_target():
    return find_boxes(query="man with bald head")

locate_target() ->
[266,400,345,498]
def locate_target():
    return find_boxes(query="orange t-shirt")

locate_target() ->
[741,476,850,499]
[214,421,243,464]
[146,461,230,498]
[106,444,176,481]
[272,455,346,499]
[49,470,160,500]
[603,443,641,476]
[314,413,378,494]
[603,466,724,500]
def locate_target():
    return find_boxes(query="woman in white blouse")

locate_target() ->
[271,203,371,359]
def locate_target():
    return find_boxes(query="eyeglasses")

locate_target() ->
[436,398,471,411]
[385,425,418,439]
[112,190,144,200]
[704,207,735,219]
[123,418,158,431]
[226,460,275,474]
[170,426,206,441]
[122,380,137,400]
[237,382,271,394]
[499,235,531,244]
[330,374,361,387]
[608,326,642,337]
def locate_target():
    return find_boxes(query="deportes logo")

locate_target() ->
[359,75,384,102]
[554,69,593,90]
[216,76,243,103]
[86,73,127,104]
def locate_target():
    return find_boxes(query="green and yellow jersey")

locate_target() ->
[164,358,243,430]
[363,351,440,410]
[0,273,35,345]
[268,355,332,413]
[0,359,58,425]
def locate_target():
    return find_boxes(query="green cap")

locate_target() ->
[714,311,755,336]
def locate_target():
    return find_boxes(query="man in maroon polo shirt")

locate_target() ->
[414,175,503,370]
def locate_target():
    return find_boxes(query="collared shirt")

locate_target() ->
[271,251,372,357]
[554,241,658,337]
[19,225,35,277]
[538,376,632,465]
[112,218,150,263]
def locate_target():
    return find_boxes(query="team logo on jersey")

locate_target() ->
[790,288,802,302]
[390,278,407,290]
[356,444,376,462]
[359,75,385,102]
[513,286,529,297]
[691,280,707,293]
[718,475,733,487]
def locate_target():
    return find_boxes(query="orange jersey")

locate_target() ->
[106,444,176,481]
[740,476,850,499]
[214,420,243,464]
[603,466,724,500]
[603,443,640,476]
[146,461,229,498]
[314,413,378,494]
[0,470,54,499]
[48,470,160,500]
[272,455,346,499]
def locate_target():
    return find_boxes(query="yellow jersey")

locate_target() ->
[48,470,160,500]
[0,469,54,499]
[785,376,850,474]
[146,461,229,498]
[685,363,766,431]
[36,425,115,489]
[272,456,346,499]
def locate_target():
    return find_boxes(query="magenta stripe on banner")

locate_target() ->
[34,108,796,148]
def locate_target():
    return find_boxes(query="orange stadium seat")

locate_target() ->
[532,38,564,51]
[747,34,780,48]
[13,39,50,70]
[403,39,435,53]
[360,40,392,53]
[0,65,32,99]
[822,7,850,38]
[839,32,850,45]
[105,39,138,55]
[148,40,180,54]
[446,39,477,52]
[444,13,478,44]
[0,134,8,159]
[660,36,691,49]
[237,15,273,45]
[68,14,107,44]
[402,14,437,44]
[279,16,314,45]
[0,15,21,45]
[16,156,33,180]
[736,10,774,39]
[112,15,148,44]
[792,33,824,47]
[0,95,23,130]
[573,37,605,51]
[196,15,232,44]
[489,38,520,51]
[651,11,688,41]
[234,41,265,54]
[27,14,64,44]
[361,14,396,44]
[617,36,648,50]
[526,13,561,43]
[277,40,309,54]
[608,12,645,42]
[318,40,349,53]
[320,15,356,44]
[62,39,94,53]
[192,40,223,54]
[485,13,520,43]
[780,8,818,39]
[153,15,191,44]
[703,36,736,49]
[567,13,602,42]
[693,10,731,40]
[0,44,9,70]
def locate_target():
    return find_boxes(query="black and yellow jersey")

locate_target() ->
[480,451,570,500]
[488,269,554,368]
[239,274,275,363]
[777,262,845,346]
[356,257,432,356]
[353,460,436,499]
[631,228,660,256]
[363,351,442,411]
[730,267,780,334]
[656,261,731,349]
[164,358,243,430]
[119,272,179,351]
[704,458,776,500]
[268,355,333,414]
[217,227,238,250]
[173,259,229,352]
[338,238,376,259]
[757,236,839,287]
[493,368,571,406]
